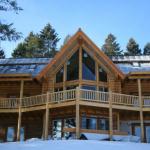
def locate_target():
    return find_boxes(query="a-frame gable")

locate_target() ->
[36,29,125,80]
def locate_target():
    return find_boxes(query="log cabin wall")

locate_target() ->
[122,79,150,95]
[0,81,42,98]
[0,111,44,141]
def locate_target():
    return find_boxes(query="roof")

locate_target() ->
[0,58,52,77]
[36,29,125,80]
[112,56,150,74]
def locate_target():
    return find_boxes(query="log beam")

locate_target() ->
[17,80,24,141]
[137,79,144,142]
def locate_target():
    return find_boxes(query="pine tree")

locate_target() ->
[40,23,60,57]
[124,38,141,55]
[143,43,150,55]
[12,43,27,58]
[102,34,122,56]
[0,47,5,58]
[0,0,22,42]
[12,32,44,58]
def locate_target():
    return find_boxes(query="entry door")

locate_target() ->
[52,120,62,139]
[146,126,150,143]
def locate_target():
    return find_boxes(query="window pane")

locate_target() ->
[81,117,97,130]
[20,127,25,141]
[82,49,96,80]
[52,120,62,139]
[66,85,77,90]
[98,118,109,130]
[67,50,79,81]
[56,67,64,83]
[99,67,107,82]
[7,127,15,142]
[99,87,108,92]
[82,85,96,91]
[54,87,63,92]
[64,118,76,128]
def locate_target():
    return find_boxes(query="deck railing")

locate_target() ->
[0,89,150,109]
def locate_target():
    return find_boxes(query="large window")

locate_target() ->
[82,117,97,129]
[56,67,64,83]
[99,67,107,82]
[82,49,96,80]
[67,50,79,81]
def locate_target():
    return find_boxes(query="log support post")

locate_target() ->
[44,92,50,140]
[17,80,24,141]
[76,87,80,139]
[109,90,113,140]
[137,79,144,142]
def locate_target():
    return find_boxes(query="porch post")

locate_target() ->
[76,87,80,139]
[17,80,24,141]
[137,79,144,142]
[109,90,113,140]
[44,92,50,140]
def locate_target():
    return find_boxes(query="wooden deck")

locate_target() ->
[0,88,150,112]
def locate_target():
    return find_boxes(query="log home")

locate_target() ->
[0,29,150,142]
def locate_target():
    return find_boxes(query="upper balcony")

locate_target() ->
[0,88,150,112]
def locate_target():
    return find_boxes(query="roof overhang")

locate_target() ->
[0,73,33,81]
[127,71,150,79]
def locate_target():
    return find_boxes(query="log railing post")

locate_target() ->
[76,87,80,139]
[109,90,113,140]
[137,79,144,142]
[17,80,24,141]
[44,92,50,140]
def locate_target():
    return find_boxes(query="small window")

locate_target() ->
[64,118,76,128]
[99,87,108,92]
[99,67,107,82]
[56,67,64,83]
[82,85,96,91]
[54,87,63,92]
[81,117,97,130]
[98,118,109,130]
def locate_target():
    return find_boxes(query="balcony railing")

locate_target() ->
[0,88,150,110]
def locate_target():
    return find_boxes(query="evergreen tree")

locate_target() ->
[0,47,5,58]
[0,0,22,41]
[0,0,22,58]
[143,43,150,55]
[124,38,141,55]
[12,42,27,58]
[12,32,44,58]
[102,33,122,56]
[40,23,60,57]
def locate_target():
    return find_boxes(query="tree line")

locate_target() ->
[102,34,150,56]
[1,0,150,59]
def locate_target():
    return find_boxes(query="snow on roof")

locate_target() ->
[0,58,52,77]
[111,56,150,74]
[111,55,150,62]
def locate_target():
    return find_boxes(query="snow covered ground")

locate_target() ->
[0,140,150,150]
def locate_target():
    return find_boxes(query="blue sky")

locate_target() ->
[1,0,150,57]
